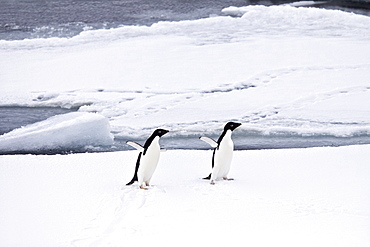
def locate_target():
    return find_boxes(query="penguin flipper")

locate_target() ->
[126,141,144,152]
[203,173,212,180]
[126,152,142,186]
[199,136,218,148]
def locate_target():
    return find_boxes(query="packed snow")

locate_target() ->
[1,145,370,246]
[0,5,370,246]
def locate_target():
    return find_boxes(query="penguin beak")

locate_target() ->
[234,123,242,130]
[161,129,169,136]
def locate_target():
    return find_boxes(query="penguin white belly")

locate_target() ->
[138,137,160,184]
[213,131,234,179]
[214,144,233,178]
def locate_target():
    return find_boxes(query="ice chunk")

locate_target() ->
[0,112,113,153]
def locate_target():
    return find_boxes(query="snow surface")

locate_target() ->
[0,112,113,153]
[1,145,370,246]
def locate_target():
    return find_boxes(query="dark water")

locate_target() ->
[1,107,370,154]
[0,0,255,40]
[119,133,370,151]
[0,106,76,135]
[1,0,370,40]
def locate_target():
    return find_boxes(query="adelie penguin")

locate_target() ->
[126,129,169,190]
[199,122,242,185]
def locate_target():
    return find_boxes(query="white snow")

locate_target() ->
[0,5,370,140]
[0,5,370,246]
[1,146,370,246]
[0,112,113,153]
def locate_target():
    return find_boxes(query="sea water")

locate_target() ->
[0,106,76,135]
[1,0,370,41]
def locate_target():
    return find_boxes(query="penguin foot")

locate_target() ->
[140,185,149,190]
[210,180,215,185]
[223,177,234,181]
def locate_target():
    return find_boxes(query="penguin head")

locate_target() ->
[153,129,169,137]
[224,122,242,131]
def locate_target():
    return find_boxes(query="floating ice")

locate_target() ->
[284,1,328,7]
[0,112,113,153]
[0,6,370,151]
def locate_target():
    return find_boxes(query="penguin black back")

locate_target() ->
[202,149,217,180]
[126,152,142,185]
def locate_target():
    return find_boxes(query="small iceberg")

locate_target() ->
[0,112,113,154]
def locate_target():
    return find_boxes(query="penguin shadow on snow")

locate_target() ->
[125,122,242,189]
